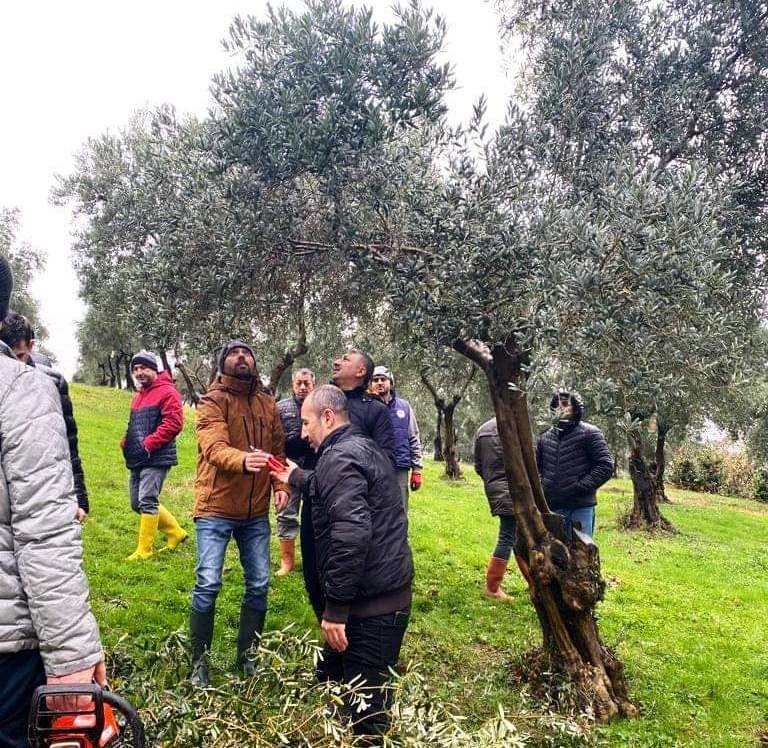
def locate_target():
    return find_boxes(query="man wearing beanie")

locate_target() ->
[120,350,187,560]
[0,256,105,745]
[189,340,289,686]
[371,365,423,510]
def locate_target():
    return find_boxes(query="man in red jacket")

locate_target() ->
[121,351,187,560]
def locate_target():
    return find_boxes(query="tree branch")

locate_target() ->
[453,338,493,371]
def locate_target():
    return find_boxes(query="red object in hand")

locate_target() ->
[267,454,285,472]
[410,471,423,491]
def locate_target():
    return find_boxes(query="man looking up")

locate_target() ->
[0,311,90,521]
[271,385,412,739]
[121,351,187,560]
[190,340,289,686]
[330,349,394,464]
[275,367,316,576]
[371,365,423,509]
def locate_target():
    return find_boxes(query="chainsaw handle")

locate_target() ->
[102,691,147,748]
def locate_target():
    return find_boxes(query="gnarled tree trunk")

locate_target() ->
[455,338,636,722]
[421,366,475,480]
[433,410,444,461]
[443,401,461,479]
[627,430,673,530]
[655,424,671,504]
[176,361,200,406]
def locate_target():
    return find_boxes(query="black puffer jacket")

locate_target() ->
[291,425,413,623]
[535,415,613,510]
[473,418,514,516]
[33,362,89,513]
[343,387,396,467]
[277,395,316,469]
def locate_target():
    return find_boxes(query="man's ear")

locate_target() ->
[29,338,36,352]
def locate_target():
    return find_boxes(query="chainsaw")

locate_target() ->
[28,684,146,748]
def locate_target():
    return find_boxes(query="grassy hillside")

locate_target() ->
[72,384,768,746]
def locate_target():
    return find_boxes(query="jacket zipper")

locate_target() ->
[243,413,255,520]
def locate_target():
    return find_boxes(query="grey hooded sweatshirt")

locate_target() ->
[0,341,102,675]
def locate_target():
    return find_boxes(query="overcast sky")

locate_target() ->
[0,1,510,378]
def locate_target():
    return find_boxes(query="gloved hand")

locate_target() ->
[410,471,423,491]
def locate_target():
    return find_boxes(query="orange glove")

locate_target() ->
[410,471,422,491]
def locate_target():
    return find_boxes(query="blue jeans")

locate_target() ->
[493,514,517,561]
[552,506,595,541]
[192,516,270,613]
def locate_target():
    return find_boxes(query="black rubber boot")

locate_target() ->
[235,605,266,676]
[190,608,215,688]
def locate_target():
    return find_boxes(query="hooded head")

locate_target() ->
[549,389,584,428]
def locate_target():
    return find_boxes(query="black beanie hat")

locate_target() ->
[218,339,257,373]
[130,350,159,371]
[0,256,13,320]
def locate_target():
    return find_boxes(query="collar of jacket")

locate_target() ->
[342,385,368,400]
[213,373,258,396]
[317,423,353,457]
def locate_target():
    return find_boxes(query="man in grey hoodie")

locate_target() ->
[0,257,104,746]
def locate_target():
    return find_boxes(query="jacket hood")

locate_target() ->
[209,372,260,396]
[549,390,584,424]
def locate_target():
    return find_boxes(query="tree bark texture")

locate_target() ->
[655,425,671,503]
[627,430,673,530]
[454,339,636,721]
[176,362,201,406]
[443,402,462,479]
[433,410,444,461]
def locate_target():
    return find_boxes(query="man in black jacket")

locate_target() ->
[331,349,395,465]
[272,384,412,739]
[536,390,613,540]
[0,312,89,520]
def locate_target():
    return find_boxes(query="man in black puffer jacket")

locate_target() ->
[272,384,412,739]
[536,389,613,540]
[0,312,89,520]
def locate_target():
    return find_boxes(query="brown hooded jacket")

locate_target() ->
[194,374,288,519]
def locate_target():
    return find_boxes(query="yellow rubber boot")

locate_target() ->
[126,513,159,561]
[158,504,189,550]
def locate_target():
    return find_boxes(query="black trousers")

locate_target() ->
[300,497,325,621]
[316,609,409,738]
[0,650,46,748]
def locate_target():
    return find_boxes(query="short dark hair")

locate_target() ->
[293,367,316,382]
[348,348,375,387]
[308,384,349,420]
[0,311,33,349]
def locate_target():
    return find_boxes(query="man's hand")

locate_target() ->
[270,458,298,484]
[76,508,87,523]
[321,619,348,652]
[244,449,269,473]
[274,490,289,512]
[46,660,107,712]
[410,470,423,491]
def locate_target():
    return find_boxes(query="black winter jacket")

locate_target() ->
[277,395,316,469]
[535,420,613,510]
[33,361,89,513]
[473,418,513,516]
[343,387,396,467]
[291,425,413,623]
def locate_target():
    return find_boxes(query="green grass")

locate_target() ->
[73,384,768,746]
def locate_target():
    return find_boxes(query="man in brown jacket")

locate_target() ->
[190,340,289,687]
